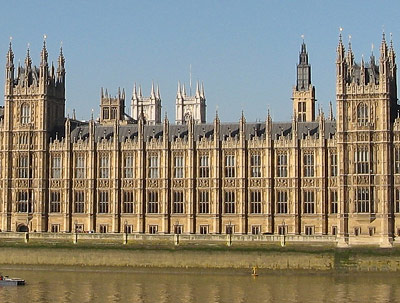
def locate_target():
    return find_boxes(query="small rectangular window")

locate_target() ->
[251,225,261,235]
[149,225,158,234]
[200,225,209,234]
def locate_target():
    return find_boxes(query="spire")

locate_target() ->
[346,35,354,66]
[329,101,334,120]
[389,32,396,65]
[122,88,125,100]
[138,85,142,98]
[201,81,205,98]
[380,30,388,59]
[156,84,160,99]
[177,81,182,98]
[182,83,186,96]
[337,27,345,61]
[57,43,65,82]
[6,37,14,81]
[296,38,311,90]
[25,43,32,68]
[195,81,200,98]
[101,87,104,98]
[132,83,137,99]
[6,37,14,66]
[41,34,48,66]
[151,81,155,99]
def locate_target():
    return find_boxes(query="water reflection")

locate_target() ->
[0,266,399,303]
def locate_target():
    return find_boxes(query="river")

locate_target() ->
[0,266,399,303]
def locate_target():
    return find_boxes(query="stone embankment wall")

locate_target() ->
[0,232,400,271]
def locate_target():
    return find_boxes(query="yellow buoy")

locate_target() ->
[251,266,258,277]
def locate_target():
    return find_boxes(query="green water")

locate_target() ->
[0,266,399,303]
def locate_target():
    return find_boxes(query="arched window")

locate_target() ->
[21,104,31,124]
[357,103,368,125]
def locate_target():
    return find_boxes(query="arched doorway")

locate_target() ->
[17,224,28,232]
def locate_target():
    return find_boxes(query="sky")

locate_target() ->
[0,1,398,123]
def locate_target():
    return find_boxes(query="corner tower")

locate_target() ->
[292,41,315,122]
[2,39,66,232]
[336,32,397,247]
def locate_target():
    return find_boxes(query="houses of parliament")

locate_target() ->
[0,32,399,247]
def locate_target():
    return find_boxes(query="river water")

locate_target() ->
[0,266,400,303]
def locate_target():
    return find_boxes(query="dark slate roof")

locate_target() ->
[69,120,336,143]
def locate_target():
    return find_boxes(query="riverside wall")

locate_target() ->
[0,232,400,271]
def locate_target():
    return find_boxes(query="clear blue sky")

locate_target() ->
[0,1,398,122]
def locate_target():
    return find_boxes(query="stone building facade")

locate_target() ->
[0,34,399,247]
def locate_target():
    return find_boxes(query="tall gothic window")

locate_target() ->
[330,153,338,177]
[124,154,134,179]
[75,155,85,179]
[21,104,31,124]
[356,187,373,213]
[74,191,85,213]
[50,191,61,213]
[148,191,159,213]
[17,191,29,213]
[250,153,262,178]
[173,191,184,213]
[99,155,109,179]
[199,155,210,178]
[331,190,338,214]
[355,147,370,174]
[225,155,235,178]
[303,153,314,177]
[277,153,288,177]
[250,190,262,214]
[18,155,29,179]
[303,191,315,214]
[395,147,400,174]
[123,191,134,213]
[148,155,159,179]
[224,191,235,214]
[51,155,62,179]
[298,102,306,122]
[198,191,209,214]
[174,155,184,179]
[98,191,109,213]
[357,103,368,125]
[103,107,109,120]
[277,191,288,214]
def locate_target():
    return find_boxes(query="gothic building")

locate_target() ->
[0,33,399,247]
